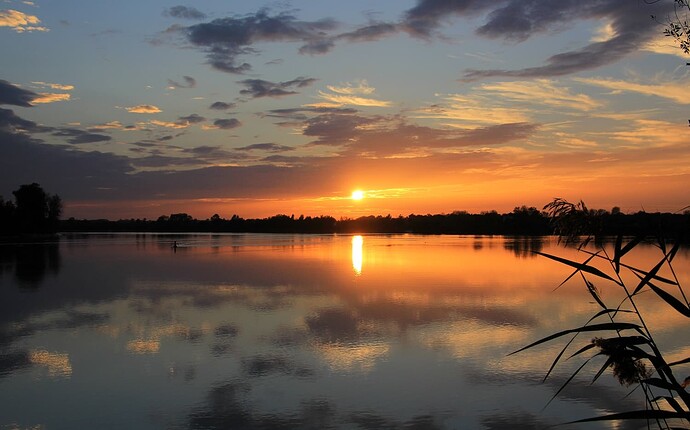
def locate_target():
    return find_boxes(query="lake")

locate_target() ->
[1,234,688,429]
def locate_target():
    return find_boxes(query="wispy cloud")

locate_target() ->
[31,92,71,104]
[167,75,196,89]
[0,9,48,32]
[313,80,391,108]
[575,76,690,105]
[32,81,75,91]
[238,77,317,99]
[126,105,162,114]
[163,6,206,20]
[478,80,602,111]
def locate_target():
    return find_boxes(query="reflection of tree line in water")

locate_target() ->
[0,243,60,287]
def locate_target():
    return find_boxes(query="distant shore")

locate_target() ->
[50,208,689,239]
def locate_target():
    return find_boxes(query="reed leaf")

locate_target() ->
[568,343,597,359]
[509,322,642,355]
[653,396,687,415]
[668,357,690,367]
[583,276,606,310]
[579,249,678,285]
[535,252,618,284]
[544,359,591,410]
[632,257,670,295]
[613,235,623,274]
[567,410,690,424]
[646,280,690,318]
[643,378,677,390]
[591,355,614,384]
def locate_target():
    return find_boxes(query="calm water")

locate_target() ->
[1,234,689,429]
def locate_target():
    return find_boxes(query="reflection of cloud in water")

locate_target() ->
[481,410,553,429]
[316,342,390,373]
[124,322,211,355]
[415,320,529,360]
[126,339,160,354]
[188,382,336,429]
[29,349,72,378]
[305,307,360,343]
[241,354,314,378]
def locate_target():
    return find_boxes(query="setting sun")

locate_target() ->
[351,190,365,200]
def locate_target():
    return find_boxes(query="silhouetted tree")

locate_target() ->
[10,183,63,234]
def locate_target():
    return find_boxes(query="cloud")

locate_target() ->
[164,6,206,20]
[88,121,125,131]
[31,82,75,91]
[416,95,530,126]
[326,80,376,96]
[311,80,392,108]
[182,10,338,73]
[0,79,38,107]
[209,101,236,110]
[179,113,206,124]
[126,105,162,114]
[212,118,242,129]
[315,92,392,108]
[477,80,602,111]
[0,107,47,133]
[167,75,197,89]
[52,128,112,145]
[236,143,294,152]
[456,0,674,80]
[150,115,205,129]
[31,92,71,104]
[0,9,48,32]
[238,77,317,99]
[337,22,399,42]
[575,76,690,105]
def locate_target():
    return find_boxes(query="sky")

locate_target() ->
[1,0,689,220]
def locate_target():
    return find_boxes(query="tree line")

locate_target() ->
[2,183,688,238]
[0,183,62,235]
[61,205,690,239]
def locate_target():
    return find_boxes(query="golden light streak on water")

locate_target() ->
[352,235,363,276]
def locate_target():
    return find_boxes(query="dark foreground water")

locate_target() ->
[1,234,688,429]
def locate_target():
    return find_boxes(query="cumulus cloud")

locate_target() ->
[181,10,338,73]
[454,0,673,80]
[126,105,162,114]
[236,143,294,152]
[0,79,37,106]
[209,101,236,110]
[52,127,112,144]
[212,118,242,129]
[164,6,206,20]
[167,75,196,89]
[0,9,48,32]
[31,93,71,104]
[167,1,674,80]
[0,107,47,133]
[238,77,317,99]
[31,81,75,91]
[150,114,206,129]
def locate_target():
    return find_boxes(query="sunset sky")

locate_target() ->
[1,0,689,220]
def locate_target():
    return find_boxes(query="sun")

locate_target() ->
[351,190,365,200]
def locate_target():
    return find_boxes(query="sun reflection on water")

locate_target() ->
[352,235,363,276]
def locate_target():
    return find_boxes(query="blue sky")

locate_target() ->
[1,0,689,219]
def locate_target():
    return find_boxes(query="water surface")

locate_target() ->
[1,234,688,429]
